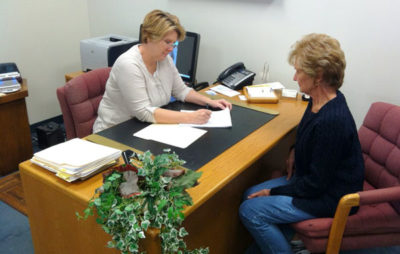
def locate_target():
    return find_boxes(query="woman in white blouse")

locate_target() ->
[93,9,231,133]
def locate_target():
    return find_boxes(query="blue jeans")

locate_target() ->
[239,176,315,254]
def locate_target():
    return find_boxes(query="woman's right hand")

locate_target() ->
[188,109,211,124]
[286,148,295,180]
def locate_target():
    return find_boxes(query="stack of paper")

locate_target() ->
[31,138,121,182]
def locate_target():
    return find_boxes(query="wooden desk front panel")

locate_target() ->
[20,165,118,254]
[183,129,297,253]
[0,80,32,176]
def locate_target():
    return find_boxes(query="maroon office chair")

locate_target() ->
[291,102,400,253]
[56,67,111,139]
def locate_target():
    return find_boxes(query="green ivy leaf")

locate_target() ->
[138,231,145,239]
[138,168,146,176]
[107,241,115,248]
[171,170,202,191]
[157,199,168,212]
[102,225,110,234]
[116,240,124,250]
[94,198,101,207]
[75,211,82,220]
[103,181,111,191]
[167,207,174,219]
[128,214,136,223]
[141,220,150,231]
[128,243,138,252]
[125,204,134,212]
[133,223,141,232]
[143,210,151,220]
[179,227,188,237]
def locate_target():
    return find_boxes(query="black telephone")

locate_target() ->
[217,62,256,90]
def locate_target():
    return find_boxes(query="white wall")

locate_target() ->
[0,0,90,124]
[87,0,400,127]
[3,0,399,126]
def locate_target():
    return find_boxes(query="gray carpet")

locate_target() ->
[0,201,34,254]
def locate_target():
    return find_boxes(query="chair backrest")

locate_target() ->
[358,102,400,212]
[56,67,111,139]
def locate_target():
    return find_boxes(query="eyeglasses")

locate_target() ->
[163,40,179,49]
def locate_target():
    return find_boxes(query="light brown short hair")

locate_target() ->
[288,33,346,89]
[141,10,185,43]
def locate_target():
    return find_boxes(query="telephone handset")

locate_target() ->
[217,62,256,90]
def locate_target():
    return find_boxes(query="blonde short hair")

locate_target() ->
[288,33,346,89]
[141,10,185,43]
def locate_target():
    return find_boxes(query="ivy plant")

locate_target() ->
[77,149,209,254]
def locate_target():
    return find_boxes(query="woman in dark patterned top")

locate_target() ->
[239,33,364,254]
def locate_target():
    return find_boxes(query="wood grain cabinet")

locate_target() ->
[0,80,33,176]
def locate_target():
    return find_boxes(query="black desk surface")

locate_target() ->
[97,102,275,171]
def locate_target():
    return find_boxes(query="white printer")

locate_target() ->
[80,34,139,71]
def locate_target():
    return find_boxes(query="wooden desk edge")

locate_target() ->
[0,79,28,104]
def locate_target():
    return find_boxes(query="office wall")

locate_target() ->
[0,0,90,124]
[87,0,400,127]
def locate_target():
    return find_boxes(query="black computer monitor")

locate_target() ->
[169,32,200,86]
[139,26,200,87]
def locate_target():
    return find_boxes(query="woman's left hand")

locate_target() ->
[208,99,232,110]
[247,189,271,199]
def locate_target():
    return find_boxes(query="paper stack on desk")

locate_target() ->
[31,138,121,182]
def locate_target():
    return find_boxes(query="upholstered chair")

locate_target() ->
[291,102,400,253]
[56,67,111,139]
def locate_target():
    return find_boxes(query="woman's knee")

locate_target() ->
[239,200,260,226]
[239,198,273,226]
[239,200,251,221]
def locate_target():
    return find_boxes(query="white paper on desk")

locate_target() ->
[210,85,240,97]
[254,82,285,90]
[267,82,285,90]
[180,108,232,128]
[133,124,207,149]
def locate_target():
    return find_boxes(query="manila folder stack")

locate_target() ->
[31,138,121,182]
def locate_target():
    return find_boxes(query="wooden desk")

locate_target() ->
[0,80,32,176]
[20,94,307,253]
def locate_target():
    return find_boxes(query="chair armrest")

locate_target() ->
[326,193,360,254]
[326,186,400,253]
[359,186,400,205]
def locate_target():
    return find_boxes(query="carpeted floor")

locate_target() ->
[0,172,27,216]
[0,200,34,254]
